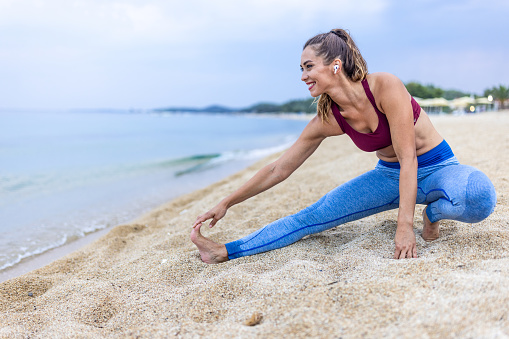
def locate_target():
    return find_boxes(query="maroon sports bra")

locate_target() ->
[331,79,421,152]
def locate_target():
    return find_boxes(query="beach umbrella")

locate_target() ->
[415,98,432,106]
[428,98,450,107]
[451,96,475,108]
[475,97,493,105]
[415,97,450,114]
[415,97,450,107]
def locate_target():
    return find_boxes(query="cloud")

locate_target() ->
[384,47,509,94]
[0,0,390,47]
[0,0,392,109]
[1,0,507,109]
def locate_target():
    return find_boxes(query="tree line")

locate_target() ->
[484,85,509,108]
[241,82,509,113]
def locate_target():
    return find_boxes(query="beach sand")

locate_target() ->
[1,112,508,338]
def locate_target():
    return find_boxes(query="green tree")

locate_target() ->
[242,98,317,114]
[484,85,509,108]
[405,82,444,99]
[442,89,470,100]
[280,98,316,113]
[242,102,281,113]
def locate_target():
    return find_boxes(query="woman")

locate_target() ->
[191,29,497,262]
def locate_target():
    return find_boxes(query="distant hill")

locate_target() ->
[153,105,236,113]
[154,98,317,114]
[153,81,486,115]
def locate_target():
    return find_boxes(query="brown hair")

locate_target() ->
[303,29,368,122]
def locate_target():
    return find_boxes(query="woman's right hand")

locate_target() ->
[192,203,228,229]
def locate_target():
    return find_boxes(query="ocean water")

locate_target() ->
[0,110,308,272]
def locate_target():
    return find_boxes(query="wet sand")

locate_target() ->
[0,112,508,338]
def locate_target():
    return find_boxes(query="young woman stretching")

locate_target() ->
[191,29,497,262]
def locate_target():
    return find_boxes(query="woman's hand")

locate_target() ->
[394,225,417,259]
[192,203,228,229]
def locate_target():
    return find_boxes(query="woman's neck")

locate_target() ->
[327,77,366,113]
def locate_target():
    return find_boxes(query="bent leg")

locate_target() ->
[225,169,400,259]
[418,164,497,224]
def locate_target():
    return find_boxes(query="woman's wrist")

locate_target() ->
[396,216,414,228]
[220,197,233,210]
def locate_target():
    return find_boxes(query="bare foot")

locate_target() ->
[190,224,229,264]
[422,207,440,241]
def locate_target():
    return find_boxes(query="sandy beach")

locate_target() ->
[0,112,508,338]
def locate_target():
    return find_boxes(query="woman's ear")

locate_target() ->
[333,59,342,74]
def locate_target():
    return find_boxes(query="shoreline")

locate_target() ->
[0,226,115,283]
[0,110,504,282]
[0,110,310,282]
[2,110,500,283]
[1,111,508,337]
[0,146,296,283]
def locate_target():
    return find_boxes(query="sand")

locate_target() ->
[1,112,508,338]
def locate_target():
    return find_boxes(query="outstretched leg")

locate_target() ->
[225,168,400,260]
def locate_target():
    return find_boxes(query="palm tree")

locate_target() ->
[484,85,509,109]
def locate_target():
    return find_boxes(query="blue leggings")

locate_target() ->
[225,144,497,260]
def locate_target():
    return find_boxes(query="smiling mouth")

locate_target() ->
[307,82,316,90]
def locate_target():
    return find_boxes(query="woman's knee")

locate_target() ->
[462,170,497,222]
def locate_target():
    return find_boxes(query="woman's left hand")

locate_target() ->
[394,225,417,259]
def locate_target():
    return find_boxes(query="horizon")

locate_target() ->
[0,81,499,113]
[0,80,495,113]
[1,0,508,111]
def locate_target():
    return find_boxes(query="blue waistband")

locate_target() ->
[378,139,455,169]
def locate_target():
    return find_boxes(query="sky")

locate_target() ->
[0,0,508,110]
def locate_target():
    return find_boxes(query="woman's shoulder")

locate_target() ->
[366,72,407,98]
[366,72,403,88]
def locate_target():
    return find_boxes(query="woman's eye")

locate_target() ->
[307,64,313,69]
[300,67,303,72]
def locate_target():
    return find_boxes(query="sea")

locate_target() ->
[0,110,309,275]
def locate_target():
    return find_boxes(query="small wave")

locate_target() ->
[0,139,297,202]
[0,139,297,272]
[150,153,221,169]
[0,235,69,271]
[175,139,295,176]
[1,178,35,193]
[0,154,219,200]
[0,218,112,271]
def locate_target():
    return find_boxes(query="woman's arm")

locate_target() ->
[193,116,331,229]
[378,74,418,259]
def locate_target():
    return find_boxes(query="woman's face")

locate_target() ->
[300,46,335,97]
